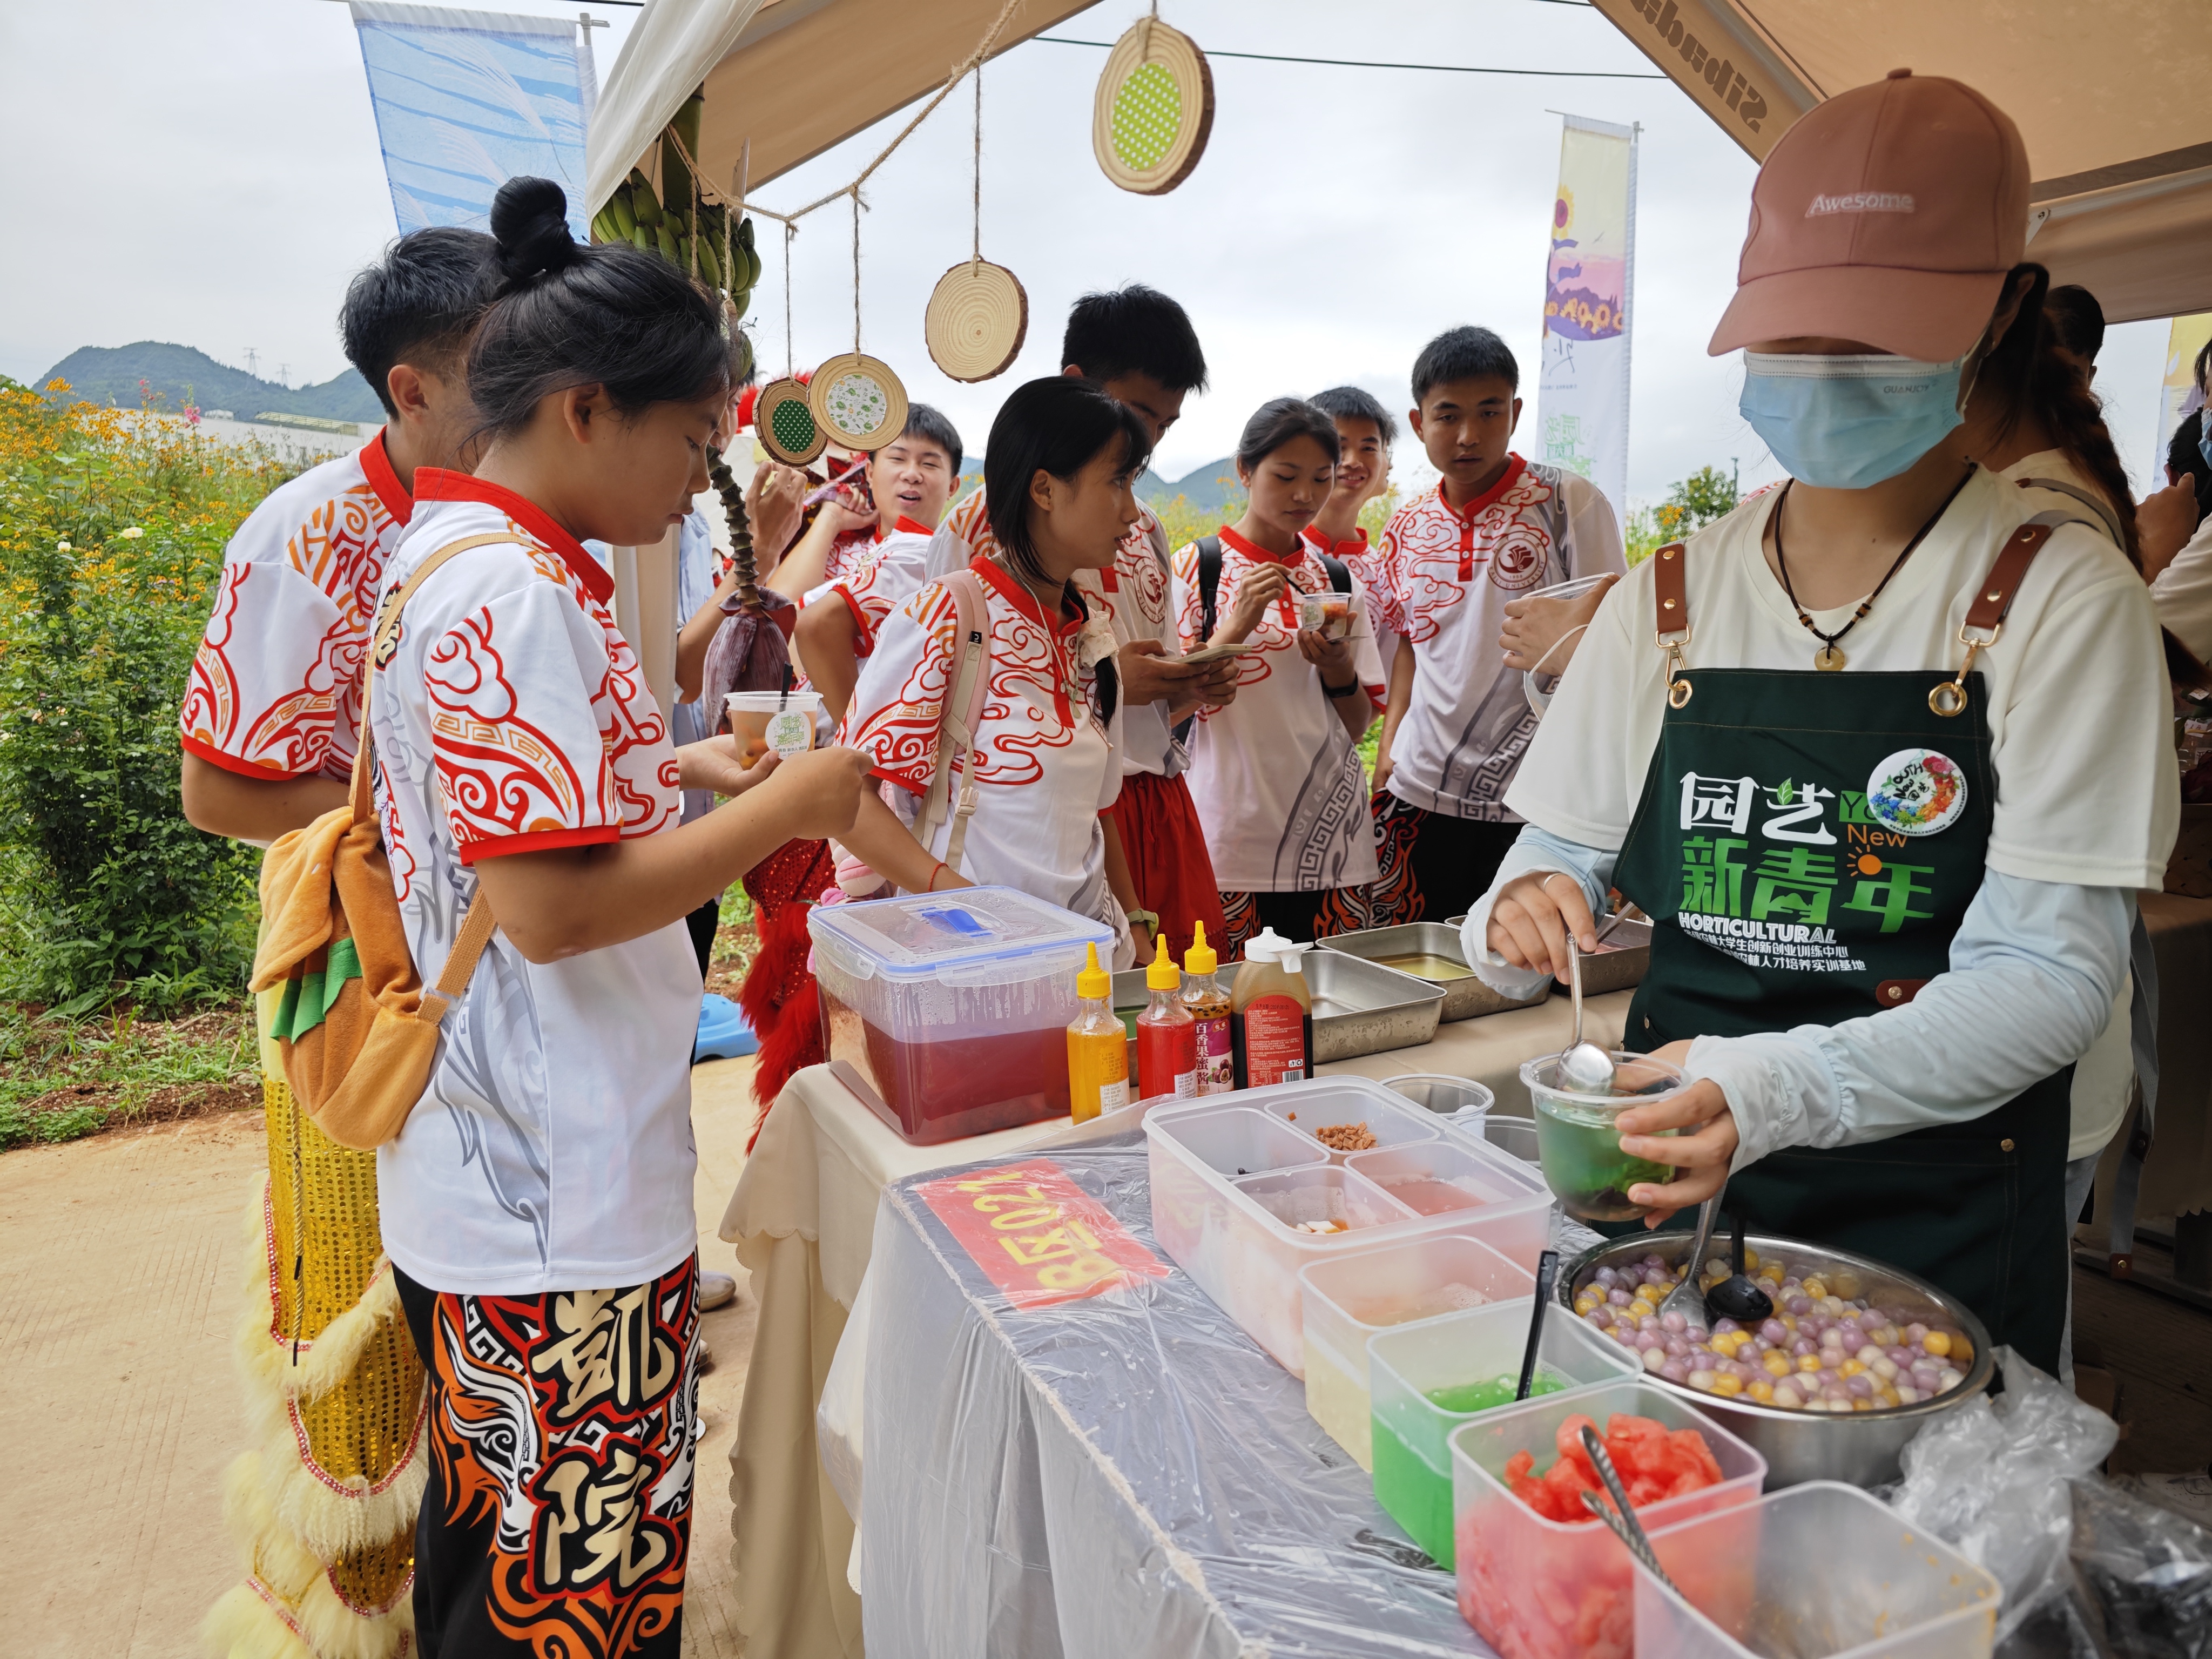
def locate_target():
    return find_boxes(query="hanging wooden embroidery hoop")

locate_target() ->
[810,352,908,450]
[756,375,826,465]
[1091,16,1214,196]
[925,260,1029,382]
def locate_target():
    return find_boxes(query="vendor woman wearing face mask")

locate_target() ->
[1462,72,2178,1373]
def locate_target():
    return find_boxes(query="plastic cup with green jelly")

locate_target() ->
[1519,1050,1688,1224]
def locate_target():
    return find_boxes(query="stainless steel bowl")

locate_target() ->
[1380,1071,1496,1116]
[1319,922,1549,1022]
[1556,1230,1994,1489]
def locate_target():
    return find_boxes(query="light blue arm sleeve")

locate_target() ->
[1456,825,1621,1001]
[1686,873,2129,1168]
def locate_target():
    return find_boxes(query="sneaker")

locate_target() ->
[700,1269,738,1312]
[2109,1471,2212,1529]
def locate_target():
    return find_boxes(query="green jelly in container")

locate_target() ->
[1367,1298,1640,1567]
[1520,1049,1689,1224]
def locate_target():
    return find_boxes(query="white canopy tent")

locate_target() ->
[591,0,2212,324]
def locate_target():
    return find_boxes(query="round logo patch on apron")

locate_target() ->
[1866,748,1967,836]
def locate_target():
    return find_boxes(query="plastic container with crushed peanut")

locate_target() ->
[1315,1122,1378,1152]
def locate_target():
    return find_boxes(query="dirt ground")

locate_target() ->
[0,1056,763,1659]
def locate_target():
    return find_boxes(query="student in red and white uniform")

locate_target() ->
[1367,326,1625,926]
[837,376,1159,966]
[1303,385,1410,783]
[369,179,867,1658]
[179,227,501,841]
[782,404,965,719]
[922,286,1235,963]
[1173,398,1388,952]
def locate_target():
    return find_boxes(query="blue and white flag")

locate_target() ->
[348,3,596,239]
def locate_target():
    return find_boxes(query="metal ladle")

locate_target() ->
[1655,1195,1724,1327]
[1576,1423,1681,1596]
[1556,932,1617,1095]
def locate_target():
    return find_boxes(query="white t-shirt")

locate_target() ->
[370,471,700,1297]
[180,429,412,780]
[1373,458,1625,821]
[1508,465,2177,893]
[930,488,1184,778]
[839,556,1127,943]
[1171,527,1387,892]
[2152,513,2212,665]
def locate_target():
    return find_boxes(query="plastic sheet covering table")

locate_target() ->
[861,1134,1492,1658]
[716,992,1631,1656]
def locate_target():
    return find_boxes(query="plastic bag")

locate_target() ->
[2061,1473,2212,1657]
[1882,1347,2118,1644]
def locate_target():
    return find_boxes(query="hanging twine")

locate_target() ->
[783,220,797,376]
[851,187,864,352]
[982,64,991,273]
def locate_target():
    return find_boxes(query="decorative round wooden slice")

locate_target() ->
[924,260,1030,382]
[809,352,908,450]
[1091,18,1214,196]
[754,376,825,465]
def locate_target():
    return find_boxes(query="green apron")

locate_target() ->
[1611,580,2069,1372]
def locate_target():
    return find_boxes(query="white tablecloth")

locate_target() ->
[716,992,1634,1656]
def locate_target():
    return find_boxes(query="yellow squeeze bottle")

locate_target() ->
[1067,942,1130,1123]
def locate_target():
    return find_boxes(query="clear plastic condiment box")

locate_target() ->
[1298,1235,1539,1472]
[1366,1299,1638,1563]
[809,886,1113,1144]
[1448,1378,1767,1659]
[1635,1481,1999,1659]
[1145,1081,1550,1374]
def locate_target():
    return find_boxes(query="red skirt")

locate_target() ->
[1104,770,1226,966]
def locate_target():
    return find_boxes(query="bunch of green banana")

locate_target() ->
[585,90,763,315]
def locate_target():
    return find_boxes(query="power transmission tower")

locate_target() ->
[245,347,259,379]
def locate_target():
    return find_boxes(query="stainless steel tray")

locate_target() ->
[1117,956,1444,1067]
[1305,948,1445,1061]
[1552,916,1653,996]
[1318,921,1548,1022]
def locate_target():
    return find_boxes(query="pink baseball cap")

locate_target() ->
[1708,70,2029,362]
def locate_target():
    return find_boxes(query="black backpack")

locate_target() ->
[1194,534,1353,645]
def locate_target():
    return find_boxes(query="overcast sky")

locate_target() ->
[0,0,2178,504]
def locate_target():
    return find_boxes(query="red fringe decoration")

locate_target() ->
[748,977,820,1152]
[737,899,824,1149]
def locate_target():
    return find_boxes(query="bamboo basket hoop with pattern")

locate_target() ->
[810,352,909,450]
[1091,18,1215,195]
[756,375,826,465]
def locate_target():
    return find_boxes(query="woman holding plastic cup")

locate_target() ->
[1461,72,2176,1374]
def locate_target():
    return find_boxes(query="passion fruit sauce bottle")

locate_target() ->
[1179,921,1235,1094]
[1232,927,1313,1089]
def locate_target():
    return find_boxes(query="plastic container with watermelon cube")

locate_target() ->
[1449,1378,1766,1659]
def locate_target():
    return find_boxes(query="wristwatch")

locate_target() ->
[1125,907,1161,934]
[1323,676,1361,699]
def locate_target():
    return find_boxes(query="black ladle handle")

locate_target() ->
[1515,1249,1560,1401]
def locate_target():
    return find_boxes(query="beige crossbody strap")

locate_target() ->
[348,532,514,826]
[347,531,515,1012]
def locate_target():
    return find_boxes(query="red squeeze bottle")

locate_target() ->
[1136,947,1198,1102]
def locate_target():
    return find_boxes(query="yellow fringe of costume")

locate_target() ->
[202,1071,427,1659]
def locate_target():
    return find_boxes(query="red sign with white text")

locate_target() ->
[914,1161,1170,1310]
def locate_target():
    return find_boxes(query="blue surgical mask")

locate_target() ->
[2198,414,2212,474]
[1740,351,1971,490]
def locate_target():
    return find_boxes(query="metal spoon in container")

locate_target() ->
[1557,933,1617,1095]
[1654,1195,1723,1327]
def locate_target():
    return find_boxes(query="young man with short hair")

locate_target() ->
[780,403,965,719]
[180,228,502,843]
[1367,325,1625,925]
[187,228,503,1659]
[926,285,1236,964]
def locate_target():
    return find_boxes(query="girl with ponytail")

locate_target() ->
[368,177,867,1657]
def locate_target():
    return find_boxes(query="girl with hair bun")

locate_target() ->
[369,176,867,1657]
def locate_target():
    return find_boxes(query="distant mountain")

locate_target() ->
[1142,456,1240,515]
[37,342,384,424]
